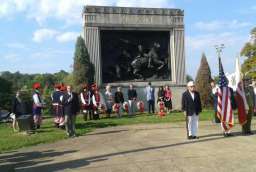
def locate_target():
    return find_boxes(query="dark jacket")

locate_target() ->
[12,97,26,117]
[182,90,202,116]
[229,87,237,110]
[128,89,137,100]
[114,91,124,103]
[62,92,80,116]
[244,86,255,109]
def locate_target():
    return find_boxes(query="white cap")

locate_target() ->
[187,81,195,87]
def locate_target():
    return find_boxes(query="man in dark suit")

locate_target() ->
[182,81,202,139]
[242,77,255,135]
[61,85,80,137]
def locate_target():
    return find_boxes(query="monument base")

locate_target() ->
[100,84,186,111]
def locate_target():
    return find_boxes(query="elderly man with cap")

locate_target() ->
[182,81,202,139]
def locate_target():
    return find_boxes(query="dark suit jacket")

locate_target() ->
[62,92,80,116]
[114,91,124,103]
[182,90,202,116]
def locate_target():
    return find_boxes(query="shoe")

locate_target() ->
[187,136,193,140]
[69,134,77,138]
[227,133,233,137]
[224,133,233,137]
[192,136,199,139]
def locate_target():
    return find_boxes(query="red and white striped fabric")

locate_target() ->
[234,56,248,125]
[235,81,248,125]
[217,87,234,131]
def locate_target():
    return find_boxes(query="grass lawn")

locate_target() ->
[0,110,214,153]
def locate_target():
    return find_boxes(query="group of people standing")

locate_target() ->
[182,78,256,140]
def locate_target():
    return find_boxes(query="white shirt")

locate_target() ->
[212,85,219,94]
[189,91,195,100]
[33,94,42,106]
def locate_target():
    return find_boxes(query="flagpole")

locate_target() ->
[214,44,225,60]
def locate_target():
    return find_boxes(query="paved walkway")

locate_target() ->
[1,121,256,172]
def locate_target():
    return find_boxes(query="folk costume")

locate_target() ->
[164,87,172,112]
[51,84,64,128]
[92,85,101,120]
[32,82,43,129]
[80,84,94,121]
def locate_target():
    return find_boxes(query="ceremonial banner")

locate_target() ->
[217,58,234,131]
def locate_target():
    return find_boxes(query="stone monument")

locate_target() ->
[82,6,186,110]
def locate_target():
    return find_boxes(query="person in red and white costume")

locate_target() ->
[51,84,64,128]
[80,84,93,121]
[32,82,43,129]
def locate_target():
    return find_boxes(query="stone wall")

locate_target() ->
[83,6,186,86]
[99,85,186,111]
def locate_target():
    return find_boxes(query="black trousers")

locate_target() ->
[148,100,155,113]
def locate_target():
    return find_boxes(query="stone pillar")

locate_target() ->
[170,29,176,83]
[84,27,102,85]
[174,28,186,85]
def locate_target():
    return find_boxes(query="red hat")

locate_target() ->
[91,83,97,89]
[60,85,67,91]
[33,82,41,89]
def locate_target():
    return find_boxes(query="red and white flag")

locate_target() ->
[234,56,248,125]
[217,57,234,131]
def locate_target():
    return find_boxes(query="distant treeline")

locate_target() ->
[0,70,69,111]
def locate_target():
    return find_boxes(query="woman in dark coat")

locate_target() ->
[11,91,26,131]
[157,86,165,102]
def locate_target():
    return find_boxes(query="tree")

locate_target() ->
[241,27,256,79]
[73,36,94,91]
[186,74,194,82]
[0,77,13,110]
[195,53,213,108]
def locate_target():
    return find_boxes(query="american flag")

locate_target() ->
[217,57,234,131]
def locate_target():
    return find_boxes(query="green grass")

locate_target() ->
[0,110,214,153]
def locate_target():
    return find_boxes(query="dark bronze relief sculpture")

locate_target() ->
[101,30,171,83]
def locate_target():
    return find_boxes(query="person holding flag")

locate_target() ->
[242,77,255,135]
[216,57,237,137]
[233,56,251,135]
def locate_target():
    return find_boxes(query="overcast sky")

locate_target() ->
[0,0,255,78]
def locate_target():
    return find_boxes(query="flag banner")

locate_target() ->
[217,57,234,131]
[234,57,248,125]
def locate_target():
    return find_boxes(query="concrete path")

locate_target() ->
[1,121,256,172]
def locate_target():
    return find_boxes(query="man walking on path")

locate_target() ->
[182,81,202,139]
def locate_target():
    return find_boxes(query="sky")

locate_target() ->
[0,0,255,78]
